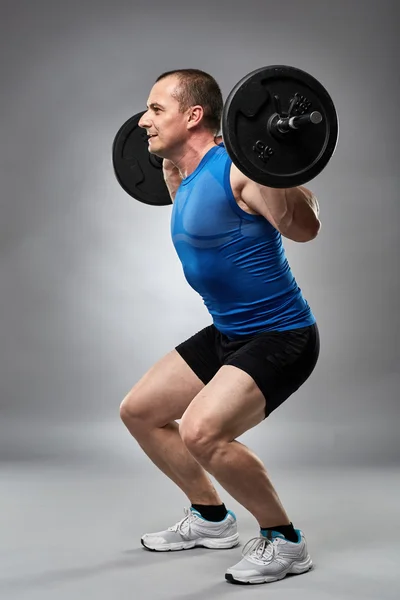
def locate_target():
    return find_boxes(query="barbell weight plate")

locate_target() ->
[222,65,339,188]
[112,111,172,206]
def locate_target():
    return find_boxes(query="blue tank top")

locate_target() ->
[171,145,316,339]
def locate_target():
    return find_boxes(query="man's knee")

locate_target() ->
[120,385,183,435]
[119,393,137,425]
[179,417,223,463]
[119,391,153,434]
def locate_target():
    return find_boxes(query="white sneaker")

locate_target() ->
[225,529,313,584]
[141,507,239,552]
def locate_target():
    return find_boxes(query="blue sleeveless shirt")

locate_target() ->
[170,145,316,339]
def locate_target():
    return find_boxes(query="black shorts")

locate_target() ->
[175,323,320,417]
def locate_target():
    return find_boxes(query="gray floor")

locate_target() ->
[1,462,399,600]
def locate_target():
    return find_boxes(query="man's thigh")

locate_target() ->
[121,349,204,427]
[175,324,221,385]
[180,323,320,442]
[181,364,267,444]
[223,323,320,418]
[121,324,223,427]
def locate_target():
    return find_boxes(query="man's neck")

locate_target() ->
[171,137,217,179]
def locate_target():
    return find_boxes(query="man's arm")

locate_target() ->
[231,164,321,243]
[162,159,183,202]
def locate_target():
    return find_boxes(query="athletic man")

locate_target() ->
[120,69,320,585]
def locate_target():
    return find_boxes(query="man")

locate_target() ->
[120,69,320,585]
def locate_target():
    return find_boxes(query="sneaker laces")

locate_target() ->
[242,536,275,563]
[167,508,197,536]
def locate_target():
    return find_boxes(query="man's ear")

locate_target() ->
[187,105,204,129]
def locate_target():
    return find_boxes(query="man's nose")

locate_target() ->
[138,111,150,129]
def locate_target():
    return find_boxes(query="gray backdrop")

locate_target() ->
[1,0,399,468]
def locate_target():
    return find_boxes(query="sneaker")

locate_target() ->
[141,507,239,552]
[225,529,313,584]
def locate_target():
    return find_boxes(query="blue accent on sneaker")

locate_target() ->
[260,529,285,540]
[189,507,237,522]
[260,528,301,543]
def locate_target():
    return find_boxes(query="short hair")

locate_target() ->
[156,69,223,134]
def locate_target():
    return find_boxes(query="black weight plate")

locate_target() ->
[112,111,172,206]
[222,66,339,188]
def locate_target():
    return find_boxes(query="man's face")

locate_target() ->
[138,76,189,157]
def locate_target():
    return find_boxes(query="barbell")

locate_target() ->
[112,65,339,206]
